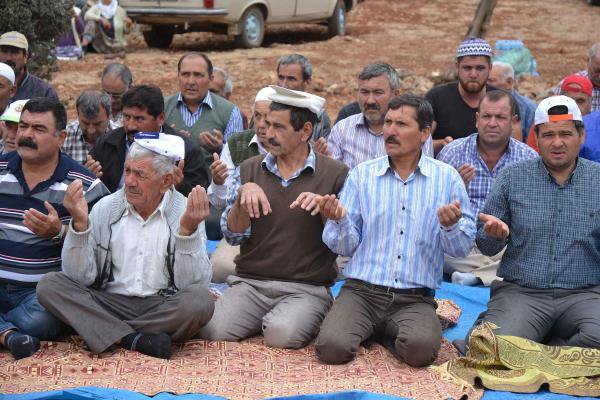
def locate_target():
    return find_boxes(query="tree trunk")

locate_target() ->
[465,0,498,39]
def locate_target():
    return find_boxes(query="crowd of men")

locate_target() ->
[0,28,599,369]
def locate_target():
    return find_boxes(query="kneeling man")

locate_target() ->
[466,95,600,349]
[315,94,476,367]
[199,86,348,348]
[37,133,214,359]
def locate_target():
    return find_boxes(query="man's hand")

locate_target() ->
[179,186,210,236]
[100,18,112,30]
[457,164,476,187]
[438,200,462,228]
[23,201,62,238]
[238,182,271,218]
[433,136,454,155]
[173,159,185,189]
[210,153,228,186]
[63,179,89,232]
[313,137,331,157]
[85,155,103,178]
[479,213,509,240]
[290,192,323,216]
[318,194,346,220]
[199,129,224,153]
[170,124,191,138]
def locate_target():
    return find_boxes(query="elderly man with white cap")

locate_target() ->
[0,32,58,102]
[458,95,600,352]
[37,133,215,360]
[0,63,16,116]
[199,86,349,349]
[207,86,275,282]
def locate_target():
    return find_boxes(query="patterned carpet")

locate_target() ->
[0,300,482,400]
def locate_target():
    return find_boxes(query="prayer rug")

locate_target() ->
[0,301,481,400]
[436,322,600,397]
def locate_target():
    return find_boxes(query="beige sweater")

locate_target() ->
[84,5,129,46]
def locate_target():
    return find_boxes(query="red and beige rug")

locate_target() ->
[0,299,481,400]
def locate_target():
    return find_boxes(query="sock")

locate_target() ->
[451,271,482,286]
[4,331,40,360]
[120,332,172,359]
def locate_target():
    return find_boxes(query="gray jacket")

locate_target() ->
[61,187,212,292]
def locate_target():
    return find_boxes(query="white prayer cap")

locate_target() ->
[254,86,276,103]
[0,63,15,86]
[0,99,28,123]
[268,85,325,117]
[134,132,185,163]
[534,95,583,126]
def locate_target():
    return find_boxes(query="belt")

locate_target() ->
[354,280,435,297]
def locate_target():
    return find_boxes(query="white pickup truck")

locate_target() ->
[120,0,362,49]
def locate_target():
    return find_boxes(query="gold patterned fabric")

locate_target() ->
[437,322,600,396]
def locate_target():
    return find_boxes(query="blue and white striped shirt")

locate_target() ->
[322,154,476,289]
[176,92,243,141]
[437,133,538,216]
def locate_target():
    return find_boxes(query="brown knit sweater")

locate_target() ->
[235,152,348,286]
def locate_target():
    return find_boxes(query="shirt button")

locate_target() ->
[553,257,557,261]
[397,255,401,259]
[400,231,404,235]
[403,183,407,186]
[402,206,405,210]
[556,233,559,238]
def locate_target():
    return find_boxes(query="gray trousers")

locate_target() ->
[471,280,600,348]
[198,276,332,349]
[36,272,215,354]
[315,279,442,367]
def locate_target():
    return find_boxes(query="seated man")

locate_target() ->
[465,95,600,350]
[198,86,349,348]
[0,99,27,154]
[315,94,476,367]
[438,90,537,286]
[0,97,108,360]
[89,84,209,195]
[63,89,117,164]
[37,134,214,359]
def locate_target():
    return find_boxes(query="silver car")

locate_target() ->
[120,0,362,49]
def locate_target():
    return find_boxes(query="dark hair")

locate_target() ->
[269,102,318,132]
[22,97,67,131]
[479,89,518,117]
[358,62,399,92]
[76,89,111,119]
[387,94,433,131]
[121,85,164,117]
[534,105,585,136]
[177,52,213,75]
[101,63,133,87]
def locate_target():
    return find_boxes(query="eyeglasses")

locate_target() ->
[102,89,126,99]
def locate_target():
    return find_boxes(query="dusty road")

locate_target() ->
[52,0,600,119]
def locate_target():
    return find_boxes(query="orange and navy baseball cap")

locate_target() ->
[560,74,593,97]
[534,95,583,125]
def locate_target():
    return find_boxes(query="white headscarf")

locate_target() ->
[98,0,118,19]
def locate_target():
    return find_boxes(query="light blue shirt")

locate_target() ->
[323,154,476,289]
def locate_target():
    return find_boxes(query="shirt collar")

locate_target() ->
[8,151,71,192]
[261,144,317,176]
[537,157,583,185]
[177,91,213,110]
[356,113,383,136]
[249,134,268,155]
[375,151,431,177]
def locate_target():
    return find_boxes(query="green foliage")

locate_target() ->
[0,0,74,79]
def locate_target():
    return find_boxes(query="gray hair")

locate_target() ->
[590,43,600,62]
[76,89,112,119]
[102,63,133,87]
[492,61,515,81]
[213,67,233,96]
[277,54,313,81]
[358,62,399,92]
[127,142,175,178]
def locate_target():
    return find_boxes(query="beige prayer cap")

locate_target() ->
[268,85,325,117]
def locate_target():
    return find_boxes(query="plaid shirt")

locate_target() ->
[176,92,243,141]
[63,119,118,164]
[437,133,538,216]
[554,70,600,113]
[476,158,600,289]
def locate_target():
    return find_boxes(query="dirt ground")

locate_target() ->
[51,0,600,120]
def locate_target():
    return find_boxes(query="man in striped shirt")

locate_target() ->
[327,62,433,170]
[0,97,109,359]
[316,94,475,367]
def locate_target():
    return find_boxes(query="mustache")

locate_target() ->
[3,61,16,69]
[385,136,400,144]
[364,104,380,111]
[268,138,280,147]
[17,137,38,149]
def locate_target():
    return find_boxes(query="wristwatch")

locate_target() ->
[51,224,68,243]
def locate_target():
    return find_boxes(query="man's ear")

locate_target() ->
[420,126,431,144]
[300,121,313,142]
[57,129,67,146]
[161,172,174,192]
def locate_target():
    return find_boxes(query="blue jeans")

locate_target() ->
[0,283,66,340]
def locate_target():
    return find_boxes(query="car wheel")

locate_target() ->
[327,0,347,37]
[235,6,265,48]
[142,26,174,49]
